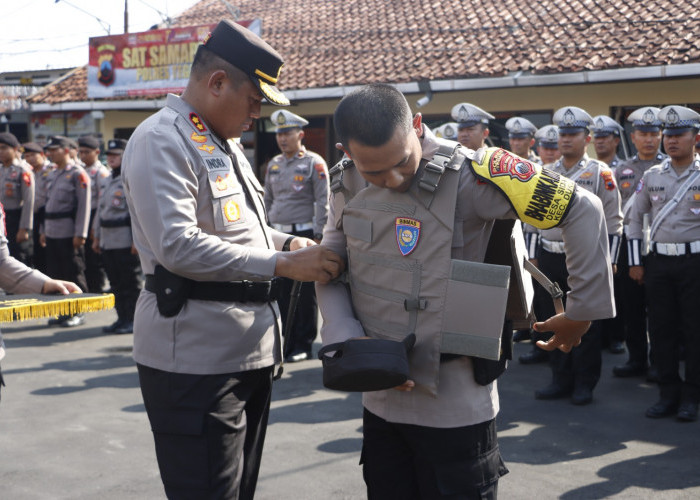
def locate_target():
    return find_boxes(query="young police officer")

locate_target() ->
[317,84,614,498]
[628,105,700,422]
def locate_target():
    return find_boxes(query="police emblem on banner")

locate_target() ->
[396,217,421,256]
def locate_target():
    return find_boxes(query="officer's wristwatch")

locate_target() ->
[314,233,323,241]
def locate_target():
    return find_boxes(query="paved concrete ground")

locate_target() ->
[1,309,699,499]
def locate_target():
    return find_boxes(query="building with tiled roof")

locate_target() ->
[26,0,700,169]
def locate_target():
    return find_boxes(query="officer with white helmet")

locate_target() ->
[591,115,625,169]
[263,109,330,362]
[611,106,666,380]
[532,106,622,405]
[505,116,540,163]
[627,105,700,422]
[450,102,494,150]
[432,122,459,141]
[535,125,561,166]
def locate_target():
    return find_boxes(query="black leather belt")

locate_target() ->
[100,217,131,228]
[145,275,282,303]
[45,210,76,220]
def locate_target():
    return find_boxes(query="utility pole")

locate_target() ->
[124,0,129,33]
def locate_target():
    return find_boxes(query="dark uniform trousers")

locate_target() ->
[617,235,649,367]
[4,208,33,266]
[137,364,273,500]
[45,237,88,292]
[536,249,602,391]
[600,269,625,348]
[85,209,107,293]
[32,208,47,274]
[277,228,318,358]
[101,247,142,323]
[645,252,700,403]
[361,409,507,499]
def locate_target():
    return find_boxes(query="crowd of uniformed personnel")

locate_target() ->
[0,132,140,333]
[438,102,700,422]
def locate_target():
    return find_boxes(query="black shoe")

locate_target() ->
[48,315,68,326]
[571,387,593,406]
[645,399,679,419]
[60,314,85,328]
[535,383,573,400]
[519,349,549,365]
[608,341,626,354]
[113,321,133,334]
[513,329,530,343]
[102,320,122,333]
[646,366,660,384]
[677,402,699,422]
[612,363,647,378]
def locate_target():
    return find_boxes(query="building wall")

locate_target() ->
[100,110,159,141]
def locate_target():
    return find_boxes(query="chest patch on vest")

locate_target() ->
[470,147,576,229]
[395,217,421,256]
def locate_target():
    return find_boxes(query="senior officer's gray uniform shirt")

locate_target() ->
[123,94,292,374]
[318,125,615,428]
[263,110,329,236]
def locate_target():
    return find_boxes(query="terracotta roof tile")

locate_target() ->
[29,0,700,105]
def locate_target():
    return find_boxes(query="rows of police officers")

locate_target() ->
[434,102,700,422]
[2,99,699,422]
[0,132,139,334]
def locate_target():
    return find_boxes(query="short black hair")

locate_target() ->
[334,83,412,150]
[191,45,249,89]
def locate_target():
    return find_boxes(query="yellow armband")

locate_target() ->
[470,147,576,229]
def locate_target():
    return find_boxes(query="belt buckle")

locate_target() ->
[667,244,678,256]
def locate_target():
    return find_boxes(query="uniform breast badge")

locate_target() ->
[396,217,421,256]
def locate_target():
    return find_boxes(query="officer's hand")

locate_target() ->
[42,279,82,295]
[275,245,345,284]
[529,258,538,267]
[39,234,46,247]
[534,313,591,353]
[73,236,86,249]
[612,264,617,275]
[130,244,138,255]
[91,238,101,254]
[629,265,644,285]
[16,228,29,243]
[289,236,316,250]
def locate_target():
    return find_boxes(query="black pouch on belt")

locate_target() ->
[153,265,193,317]
[318,333,416,392]
[471,320,514,386]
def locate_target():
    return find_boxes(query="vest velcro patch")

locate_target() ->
[396,217,421,256]
[470,147,576,229]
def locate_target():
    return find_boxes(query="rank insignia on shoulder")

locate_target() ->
[190,132,207,144]
[601,170,616,190]
[396,217,421,256]
[198,144,215,154]
[190,113,207,132]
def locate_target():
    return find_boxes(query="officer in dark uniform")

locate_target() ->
[41,135,90,327]
[612,107,666,379]
[22,142,52,274]
[0,133,34,266]
[78,135,110,293]
[92,139,141,334]
[628,105,700,422]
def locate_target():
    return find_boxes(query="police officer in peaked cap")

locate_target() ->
[451,102,494,150]
[531,106,622,405]
[432,122,459,141]
[505,116,540,163]
[121,19,343,498]
[535,125,561,166]
[0,132,34,266]
[591,115,625,170]
[611,106,666,380]
[22,141,52,274]
[627,105,700,422]
[263,109,330,363]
